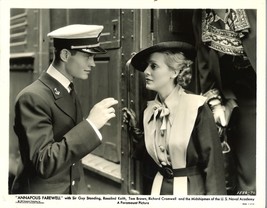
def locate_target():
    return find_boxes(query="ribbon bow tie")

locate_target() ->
[153,105,170,119]
[152,104,170,135]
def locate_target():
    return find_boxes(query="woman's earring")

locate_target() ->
[177,74,183,82]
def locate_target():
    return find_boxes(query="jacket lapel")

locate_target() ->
[39,72,77,123]
[143,101,161,166]
[168,92,206,169]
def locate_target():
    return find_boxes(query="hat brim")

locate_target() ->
[131,41,196,71]
[78,46,107,54]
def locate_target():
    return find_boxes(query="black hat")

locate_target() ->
[47,24,107,54]
[131,41,196,71]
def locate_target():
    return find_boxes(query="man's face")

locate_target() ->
[65,50,95,80]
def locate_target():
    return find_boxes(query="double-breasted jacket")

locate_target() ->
[12,72,101,194]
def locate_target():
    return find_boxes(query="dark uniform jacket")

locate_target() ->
[11,72,101,194]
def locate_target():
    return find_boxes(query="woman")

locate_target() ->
[124,41,226,195]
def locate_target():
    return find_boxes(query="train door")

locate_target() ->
[126,9,196,194]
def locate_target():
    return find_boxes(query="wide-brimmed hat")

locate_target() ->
[47,24,107,54]
[131,41,196,71]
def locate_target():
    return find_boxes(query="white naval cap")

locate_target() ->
[47,24,106,54]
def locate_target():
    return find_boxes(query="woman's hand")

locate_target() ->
[122,107,138,128]
[122,107,143,142]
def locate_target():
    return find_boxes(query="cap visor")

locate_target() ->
[80,47,107,54]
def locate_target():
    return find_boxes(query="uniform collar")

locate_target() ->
[39,72,77,123]
[47,64,71,93]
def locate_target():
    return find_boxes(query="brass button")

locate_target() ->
[161,161,167,166]
[159,145,165,152]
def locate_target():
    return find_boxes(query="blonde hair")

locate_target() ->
[162,51,193,87]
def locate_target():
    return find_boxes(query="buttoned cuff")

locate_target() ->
[86,118,102,141]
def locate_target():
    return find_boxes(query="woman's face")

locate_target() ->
[144,52,177,93]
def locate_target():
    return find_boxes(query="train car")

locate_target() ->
[9,8,198,194]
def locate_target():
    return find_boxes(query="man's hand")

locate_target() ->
[212,104,227,138]
[212,104,227,127]
[203,88,226,127]
[87,98,118,129]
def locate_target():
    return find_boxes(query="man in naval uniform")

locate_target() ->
[11,24,118,194]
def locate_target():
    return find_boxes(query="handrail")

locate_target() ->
[124,53,141,195]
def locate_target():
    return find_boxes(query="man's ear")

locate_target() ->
[59,49,70,62]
